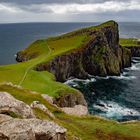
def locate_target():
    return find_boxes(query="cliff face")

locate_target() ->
[36,21,131,82]
[130,47,140,57]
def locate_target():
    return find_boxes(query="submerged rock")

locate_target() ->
[0,115,67,140]
[0,92,35,118]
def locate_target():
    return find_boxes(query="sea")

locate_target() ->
[0,22,140,121]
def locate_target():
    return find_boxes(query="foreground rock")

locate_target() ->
[54,93,87,108]
[62,105,88,116]
[0,92,35,118]
[31,101,55,119]
[0,114,67,140]
[41,94,89,116]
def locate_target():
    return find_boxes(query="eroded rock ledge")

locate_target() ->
[129,47,140,57]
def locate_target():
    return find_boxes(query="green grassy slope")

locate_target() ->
[0,20,115,97]
[0,36,88,97]
[120,38,140,47]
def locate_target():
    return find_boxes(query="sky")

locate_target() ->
[0,0,140,23]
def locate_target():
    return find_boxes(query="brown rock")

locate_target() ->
[54,93,87,108]
[0,92,35,118]
[0,117,67,140]
[62,105,88,116]
[31,101,55,119]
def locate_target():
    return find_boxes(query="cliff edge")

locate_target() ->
[33,21,131,82]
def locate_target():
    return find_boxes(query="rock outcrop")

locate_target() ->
[35,21,131,82]
[62,105,88,116]
[53,93,87,108]
[122,47,132,68]
[130,47,140,57]
[0,92,35,118]
[0,114,67,140]
[31,101,55,119]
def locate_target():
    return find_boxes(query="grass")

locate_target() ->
[120,38,140,47]
[56,114,140,140]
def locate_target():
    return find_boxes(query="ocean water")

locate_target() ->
[0,22,140,121]
[0,22,98,65]
[66,58,140,121]
[0,22,140,65]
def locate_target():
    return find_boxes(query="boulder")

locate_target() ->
[62,105,88,116]
[31,101,55,119]
[0,92,35,118]
[41,94,54,105]
[0,114,12,124]
[0,114,35,140]
[54,93,87,108]
[0,116,67,140]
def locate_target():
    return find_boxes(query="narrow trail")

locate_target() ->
[18,43,52,86]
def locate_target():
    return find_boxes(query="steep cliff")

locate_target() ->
[120,38,140,57]
[130,47,140,57]
[35,21,131,82]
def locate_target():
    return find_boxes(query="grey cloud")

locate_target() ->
[0,0,133,5]
[0,0,139,23]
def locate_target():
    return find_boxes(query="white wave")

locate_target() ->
[64,77,96,85]
[132,59,140,63]
[133,57,140,60]
[125,64,140,71]
[95,74,136,80]
[95,76,110,80]
[93,101,140,118]
[110,75,136,80]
